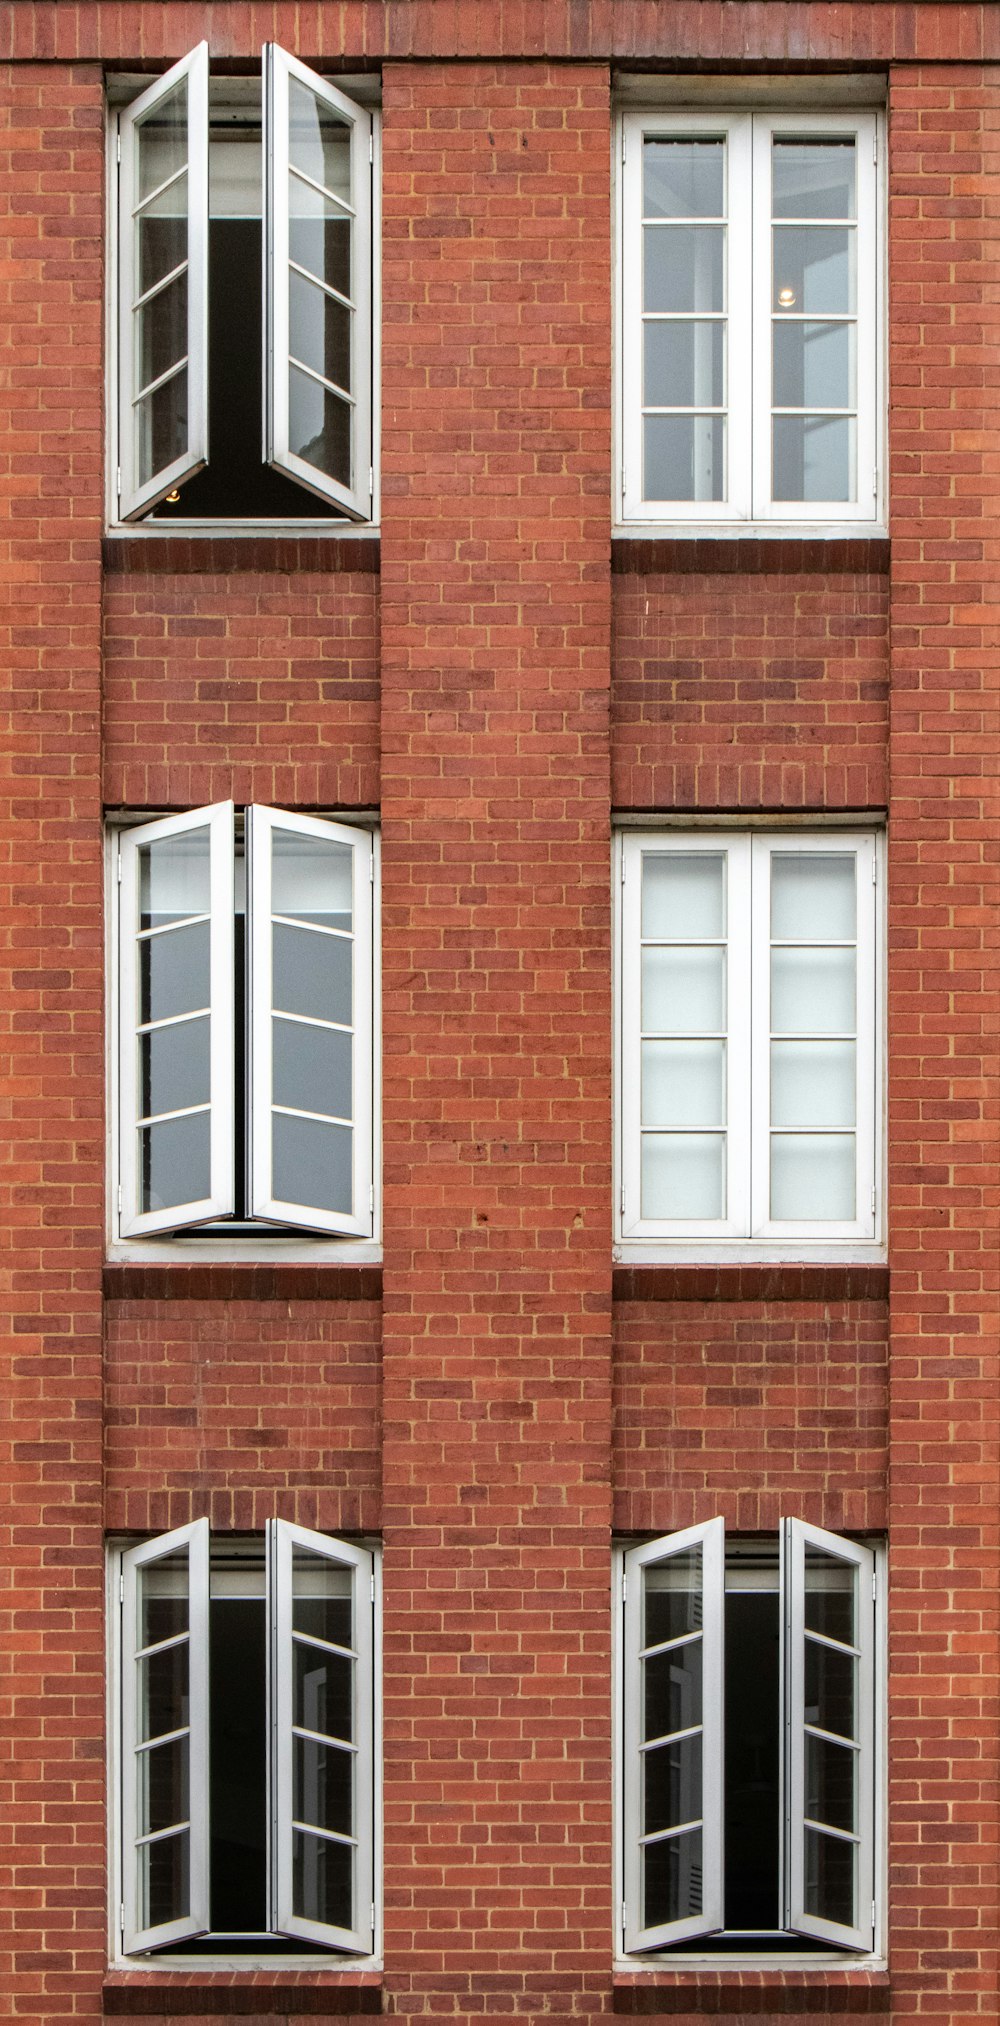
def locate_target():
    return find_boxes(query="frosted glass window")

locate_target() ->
[642,947,726,1033]
[641,1134,725,1221]
[771,856,855,941]
[642,855,726,939]
[770,1133,856,1220]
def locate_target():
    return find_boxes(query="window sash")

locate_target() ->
[264,44,373,518]
[117,44,209,520]
[268,1520,375,1952]
[247,807,375,1236]
[120,1520,211,1953]
[117,803,235,1238]
[782,1519,876,1950]
[622,1519,725,1950]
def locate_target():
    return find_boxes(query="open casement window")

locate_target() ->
[268,1522,375,1952]
[264,46,373,517]
[117,804,235,1238]
[248,808,375,1236]
[619,108,881,524]
[782,1521,876,1951]
[617,829,881,1246]
[622,1520,725,1950]
[120,1521,211,1953]
[118,45,209,520]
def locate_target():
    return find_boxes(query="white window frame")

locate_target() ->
[615,1521,883,1962]
[617,106,883,529]
[110,805,378,1246]
[110,45,378,530]
[112,1525,380,1963]
[615,826,884,1254]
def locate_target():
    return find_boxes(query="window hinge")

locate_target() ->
[871,1184,877,1217]
[872,852,877,884]
[872,130,877,165]
[369,131,374,166]
[621,126,627,166]
[369,464,374,497]
[370,1571,375,1604]
[116,131,121,165]
[872,1565,877,1602]
[620,852,626,887]
[621,1568,627,1602]
[117,1184,123,1214]
[116,465,122,504]
[369,850,375,883]
[872,465,878,499]
[371,1898,377,1931]
[119,1900,126,1936]
[871,1896,877,1931]
[116,841,123,883]
[620,1183,626,1217]
[119,1570,125,1604]
[621,1899,627,1933]
[369,1183,375,1213]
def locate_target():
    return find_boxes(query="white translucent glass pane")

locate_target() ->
[642,853,725,939]
[643,138,725,218]
[288,175,351,298]
[642,1133,725,1220]
[644,1549,703,1647]
[770,855,855,941]
[136,171,188,296]
[140,1110,211,1213]
[140,922,210,1024]
[273,924,352,1026]
[273,1017,352,1121]
[804,1550,856,1645]
[772,320,854,409]
[771,1039,856,1127]
[770,1132,856,1220]
[272,831,353,929]
[644,414,724,502]
[139,830,210,929]
[138,1549,189,1650]
[771,946,855,1034]
[772,139,856,219]
[642,1040,725,1127]
[290,267,351,391]
[288,77,352,205]
[644,225,725,313]
[140,1015,211,1119]
[273,1112,352,1215]
[772,226,855,315]
[773,415,855,503]
[136,82,188,201]
[642,947,725,1033]
[644,319,725,408]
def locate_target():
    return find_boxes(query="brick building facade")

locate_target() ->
[1,4,998,2024]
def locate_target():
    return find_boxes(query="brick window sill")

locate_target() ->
[612,1263,889,1303]
[102,534,380,575]
[102,1262,383,1303]
[612,1968,891,2013]
[611,534,890,575]
[102,1969,382,2015]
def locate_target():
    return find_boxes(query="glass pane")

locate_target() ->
[772,139,856,219]
[644,1639,703,1742]
[644,224,724,313]
[289,176,352,299]
[140,1015,210,1120]
[273,1018,352,1122]
[273,1112,353,1215]
[772,225,855,315]
[292,1552,353,1648]
[643,138,724,218]
[137,82,187,201]
[804,1824,856,1927]
[139,1734,190,1837]
[773,414,855,503]
[804,1550,857,1646]
[290,268,351,391]
[294,1733,353,1838]
[806,1732,857,1835]
[642,854,725,940]
[140,1827,189,1930]
[642,947,725,1034]
[771,855,855,942]
[135,366,189,489]
[645,1732,703,1836]
[139,829,210,930]
[138,1638,189,1744]
[641,1132,725,1221]
[293,1825,352,1929]
[771,947,855,1035]
[773,319,854,410]
[138,1550,189,1650]
[272,831,353,929]
[770,1132,855,1221]
[644,1549,703,1649]
[642,1040,725,1127]
[140,1110,211,1214]
[137,177,188,297]
[288,363,351,485]
[294,1638,353,1743]
[644,1825,702,1927]
[136,271,188,397]
[771,1040,856,1128]
[288,78,352,205]
[644,319,725,409]
[644,413,724,502]
[272,923,352,1026]
[140,922,210,1025]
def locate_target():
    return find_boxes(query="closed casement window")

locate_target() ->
[110,804,378,1242]
[111,1523,379,1957]
[615,1521,883,1957]
[616,829,883,1248]
[113,43,377,523]
[618,109,882,523]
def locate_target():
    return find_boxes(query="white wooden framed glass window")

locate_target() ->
[113,1524,379,1960]
[113,804,378,1242]
[616,828,883,1249]
[618,108,882,525]
[615,1522,882,1958]
[112,45,377,526]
